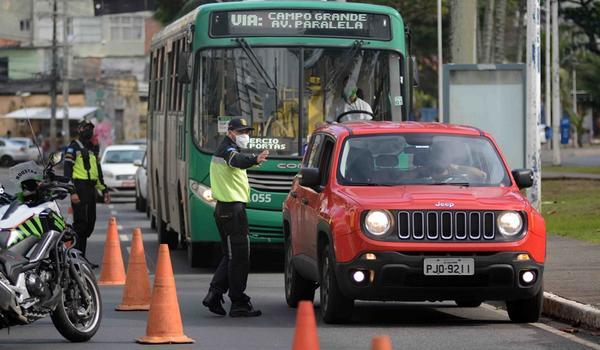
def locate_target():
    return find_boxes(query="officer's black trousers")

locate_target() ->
[72,180,97,256]
[210,201,251,303]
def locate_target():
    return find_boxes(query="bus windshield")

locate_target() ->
[195,47,402,157]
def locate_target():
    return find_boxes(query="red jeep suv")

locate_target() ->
[283,121,545,324]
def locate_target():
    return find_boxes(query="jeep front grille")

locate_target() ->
[397,211,497,241]
[247,171,295,192]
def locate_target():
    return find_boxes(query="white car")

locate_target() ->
[134,151,148,213]
[100,144,146,197]
[0,137,37,167]
[9,137,40,160]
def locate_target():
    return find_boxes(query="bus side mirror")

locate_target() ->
[411,56,419,87]
[177,51,192,84]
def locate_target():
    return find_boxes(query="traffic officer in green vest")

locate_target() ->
[64,120,110,261]
[203,118,268,317]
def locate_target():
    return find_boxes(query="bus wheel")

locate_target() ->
[156,211,178,249]
[187,242,215,268]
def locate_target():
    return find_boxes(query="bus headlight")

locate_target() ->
[497,211,523,236]
[364,210,392,236]
[190,180,215,205]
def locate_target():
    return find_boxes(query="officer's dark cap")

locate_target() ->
[77,120,94,129]
[228,118,254,131]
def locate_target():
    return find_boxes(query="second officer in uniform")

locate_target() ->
[202,118,268,317]
[64,120,110,260]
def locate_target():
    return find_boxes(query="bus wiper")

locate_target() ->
[235,38,276,90]
[431,182,471,187]
[325,40,364,92]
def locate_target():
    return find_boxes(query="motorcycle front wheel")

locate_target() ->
[51,264,102,342]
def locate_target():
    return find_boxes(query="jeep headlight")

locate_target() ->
[364,210,392,236]
[497,211,523,236]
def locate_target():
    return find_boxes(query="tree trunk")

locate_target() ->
[515,0,526,63]
[494,0,507,63]
[450,0,478,64]
[482,0,495,63]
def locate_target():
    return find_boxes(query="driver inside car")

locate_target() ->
[422,144,487,183]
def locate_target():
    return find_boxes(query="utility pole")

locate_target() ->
[551,0,561,165]
[50,0,58,153]
[525,0,541,210]
[572,66,578,148]
[62,0,70,143]
[545,0,551,143]
[437,0,443,122]
[450,0,477,64]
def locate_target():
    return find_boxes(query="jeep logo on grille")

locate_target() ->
[434,201,455,208]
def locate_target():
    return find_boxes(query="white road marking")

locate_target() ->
[126,247,131,254]
[117,225,123,231]
[119,234,129,242]
[108,205,114,209]
[481,304,600,349]
[110,210,118,216]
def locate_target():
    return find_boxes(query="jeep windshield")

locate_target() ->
[337,133,511,187]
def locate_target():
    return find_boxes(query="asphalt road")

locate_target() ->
[0,168,599,349]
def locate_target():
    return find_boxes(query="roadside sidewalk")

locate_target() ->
[540,170,600,329]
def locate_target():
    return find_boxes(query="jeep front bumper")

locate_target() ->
[334,251,543,302]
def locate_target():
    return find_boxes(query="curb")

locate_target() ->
[543,292,600,330]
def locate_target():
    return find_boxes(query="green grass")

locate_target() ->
[543,165,600,175]
[542,180,600,243]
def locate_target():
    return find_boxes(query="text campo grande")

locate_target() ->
[230,12,369,30]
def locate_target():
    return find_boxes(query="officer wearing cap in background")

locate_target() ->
[203,118,268,317]
[64,120,110,262]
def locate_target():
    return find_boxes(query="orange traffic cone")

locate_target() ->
[116,228,151,311]
[136,244,194,344]
[371,336,393,350]
[292,301,319,350]
[98,217,126,285]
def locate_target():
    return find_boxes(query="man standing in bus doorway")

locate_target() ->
[64,120,110,266]
[203,118,268,317]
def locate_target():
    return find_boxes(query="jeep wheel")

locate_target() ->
[455,299,482,308]
[284,238,316,308]
[506,285,543,323]
[320,243,353,324]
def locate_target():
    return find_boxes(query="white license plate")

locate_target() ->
[423,258,474,276]
[122,180,135,188]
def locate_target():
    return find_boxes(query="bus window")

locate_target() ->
[195,48,301,157]
[303,49,398,133]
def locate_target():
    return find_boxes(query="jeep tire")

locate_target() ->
[320,243,353,324]
[506,285,543,323]
[284,238,315,307]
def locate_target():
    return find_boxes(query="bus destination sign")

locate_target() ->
[210,10,391,40]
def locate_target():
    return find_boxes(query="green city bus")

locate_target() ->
[147,1,414,267]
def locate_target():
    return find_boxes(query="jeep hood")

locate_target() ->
[335,185,529,211]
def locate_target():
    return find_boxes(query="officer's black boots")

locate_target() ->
[229,301,262,317]
[202,290,226,316]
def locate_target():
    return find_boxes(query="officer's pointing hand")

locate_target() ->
[71,193,81,204]
[257,150,269,163]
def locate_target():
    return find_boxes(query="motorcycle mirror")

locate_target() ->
[49,151,64,167]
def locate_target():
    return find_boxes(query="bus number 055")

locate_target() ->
[251,193,272,203]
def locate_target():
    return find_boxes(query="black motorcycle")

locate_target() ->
[0,152,102,342]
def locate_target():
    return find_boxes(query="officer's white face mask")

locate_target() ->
[235,134,250,149]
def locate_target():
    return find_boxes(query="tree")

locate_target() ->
[154,0,216,25]
[560,0,600,55]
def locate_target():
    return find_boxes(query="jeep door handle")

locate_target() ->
[290,191,297,198]
[301,198,309,205]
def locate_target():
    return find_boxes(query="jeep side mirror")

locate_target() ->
[299,167,320,188]
[511,169,534,189]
